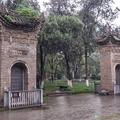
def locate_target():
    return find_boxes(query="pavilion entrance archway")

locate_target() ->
[114,64,120,94]
[11,62,28,91]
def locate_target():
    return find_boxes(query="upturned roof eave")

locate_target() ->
[0,5,44,31]
[97,35,120,46]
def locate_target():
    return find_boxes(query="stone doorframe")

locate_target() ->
[10,61,29,91]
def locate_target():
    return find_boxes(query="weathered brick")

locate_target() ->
[0,25,39,102]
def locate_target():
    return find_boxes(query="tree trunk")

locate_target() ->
[54,64,58,81]
[78,67,82,82]
[40,44,44,88]
[51,57,54,82]
[85,43,89,86]
[40,80,44,89]
[51,75,54,82]
[65,53,73,88]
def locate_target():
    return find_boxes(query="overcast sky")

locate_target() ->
[38,0,120,26]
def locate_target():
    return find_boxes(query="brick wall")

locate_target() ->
[0,24,38,101]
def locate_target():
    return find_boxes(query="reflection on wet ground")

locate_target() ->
[0,94,120,120]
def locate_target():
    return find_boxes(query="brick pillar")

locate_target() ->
[99,44,114,93]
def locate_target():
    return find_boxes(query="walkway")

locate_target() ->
[0,94,120,120]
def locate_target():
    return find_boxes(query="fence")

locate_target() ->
[4,89,43,109]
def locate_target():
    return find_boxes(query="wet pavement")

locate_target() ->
[0,94,120,120]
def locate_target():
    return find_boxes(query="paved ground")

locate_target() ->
[0,94,120,120]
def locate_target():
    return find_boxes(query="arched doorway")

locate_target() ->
[115,65,120,84]
[11,62,28,91]
[115,64,120,94]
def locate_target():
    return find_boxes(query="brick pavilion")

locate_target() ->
[0,5,44,104]
[97,28,120,94]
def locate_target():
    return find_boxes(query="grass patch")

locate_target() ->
[44,82,68,90]
[66,83,94,94]
[44,81,95,95]
[43,94,50,98]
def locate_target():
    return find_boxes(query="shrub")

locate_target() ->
[18,7,40,20]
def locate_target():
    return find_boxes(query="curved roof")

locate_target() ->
[97,35,120,45]
[0,5,44,31]
[95,28,120,46]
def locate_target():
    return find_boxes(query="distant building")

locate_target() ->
[0,5,44,103]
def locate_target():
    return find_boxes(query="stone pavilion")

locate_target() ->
[0,5,44,102]
[98,29,120,94]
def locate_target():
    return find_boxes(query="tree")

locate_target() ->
[4,0,40,11]
[37,36,46,88]
[39,15,84,88]
[38,15,60,88]
[88,52,100,78]
[45,53,63,82]
[5,0,29,10]
[29,0,40,11]
[44,0,76,15]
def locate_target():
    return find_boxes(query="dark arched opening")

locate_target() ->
[115,64,120,84]
[114,64,120,94]
[11,62,28,91]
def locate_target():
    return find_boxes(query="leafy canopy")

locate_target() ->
[40,15,84,55]
[44,0,76,16]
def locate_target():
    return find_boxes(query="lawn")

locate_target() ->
[44,82,68,90]
[44,79,98,94]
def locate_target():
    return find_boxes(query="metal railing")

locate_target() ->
[4,89,43,109]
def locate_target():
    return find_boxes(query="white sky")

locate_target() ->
[38,0,120,26]
[38,0,49,11]
[112,0,120,26]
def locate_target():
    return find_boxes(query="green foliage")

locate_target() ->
[57,15,83,40]
[45,54,62,76]
[43,94,49,98]
[44,0,76,15]
[18,7,40,20]
[40,15,84,53]
[88,52,100,75]
[4,15,16,22]
[15,0,31,10]
[5,0,40,11]
[4,0,41,20]
[5,0,29,10]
